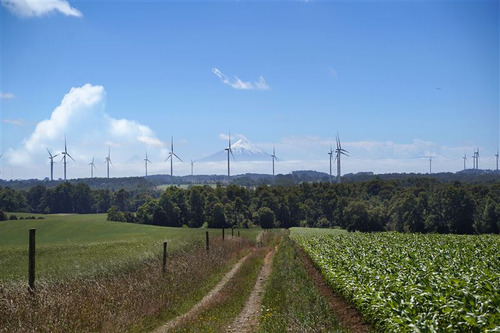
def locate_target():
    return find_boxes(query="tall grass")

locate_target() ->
[0,237,254,333]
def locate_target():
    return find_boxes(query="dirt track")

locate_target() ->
[226,247,276,333]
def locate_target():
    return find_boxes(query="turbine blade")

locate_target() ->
[46,148,52,157]
[173,153,183,162]
[67,153,75,162]
[165,155,172,161]
[230,148,235,160]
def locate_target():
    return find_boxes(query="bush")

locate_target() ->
[9,215,18,220]
[0,211,7,221]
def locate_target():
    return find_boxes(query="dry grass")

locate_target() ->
[0,237,253,333]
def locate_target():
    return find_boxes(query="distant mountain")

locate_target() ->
[198,138,271,162]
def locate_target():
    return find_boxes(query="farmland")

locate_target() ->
[292,229,500,331]
[0,213,259,282]
[0,215,262,332]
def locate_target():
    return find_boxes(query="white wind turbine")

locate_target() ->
[328,146,334,183]
[89,156,97,178]
[335,134,349,184]
[225,131,235,178]
[105,147,113,178]
[271,145,279,176]
[60,137,75,181]
[144,150,152,177]
[165,136,182,185]
[47,148,59,181]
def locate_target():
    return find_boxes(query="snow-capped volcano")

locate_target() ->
[199,137,271,162]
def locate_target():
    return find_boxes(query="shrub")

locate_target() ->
[9,215,18,220]
[0,211,7,221]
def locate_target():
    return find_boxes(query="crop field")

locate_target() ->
[291,229,500,332]
[0,213,259,282]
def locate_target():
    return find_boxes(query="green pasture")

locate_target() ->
[0,213,259,283]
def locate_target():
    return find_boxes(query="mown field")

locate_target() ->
[291,229,500,332]
[0,213,259,282]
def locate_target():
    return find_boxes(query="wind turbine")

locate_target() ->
[191,160,195,177]
[429,157,432,174]
[105,147,113,179]
[89,157,97,178]
[271,145,279,176]
[476,148,480,170]
[328,146,334,183]
[463,153,467,170]
[144,150,152,177]
[335,134,349,184]
[496,149,499,171]
[165,136,182,185]
[46,148,59,181]
[225,131,235,178]
[60,137,75,181]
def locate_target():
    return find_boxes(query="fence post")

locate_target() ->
[231,227,234,237]
[206,231,209,252]
[162,241,168,273]
[28,228,36,290]
[222,228,225,240]
[238,230,240,237]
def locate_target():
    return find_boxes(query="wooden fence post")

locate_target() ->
[162,241,168,273]
[231,227,234,237]
[206,231,209,252]
[238,230,240,237]
[222,228,225,240]
[28,228,36,290]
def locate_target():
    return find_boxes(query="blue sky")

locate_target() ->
[1,0,498,180]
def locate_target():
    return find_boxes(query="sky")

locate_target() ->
[1,0,499,180]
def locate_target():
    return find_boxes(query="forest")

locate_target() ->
[1,177,499,234]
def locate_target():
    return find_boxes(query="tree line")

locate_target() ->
[1,178,499,234]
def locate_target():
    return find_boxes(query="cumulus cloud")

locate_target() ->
[1,0,82,17]
[212,68,270,90]
[5,83,165,179]
[1,92,15,99]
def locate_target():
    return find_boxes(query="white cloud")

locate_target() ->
[1,0,82,17]
[1,92,14,99]
[2,119,24,126]
[4,83,165,179]
[212,68,270,90]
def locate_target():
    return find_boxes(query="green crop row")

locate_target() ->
[292,231,500,332]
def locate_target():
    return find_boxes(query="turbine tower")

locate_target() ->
[476,148,480,170]
[89,157,96,178]
[496,150,499,171]
[429,157,432,174]
[335,134,349,184]
[46,148,59,181]
[463,153,467,170]
[144,151,152,177]
[328,146,334,183]
[225,131,235,178]
[60,137,75,181]
[191,160,195,177]
[105,147,113,179]
[165,136,182,185]
[271,145,279,176]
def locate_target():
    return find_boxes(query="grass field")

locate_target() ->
[0,213,259,282]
